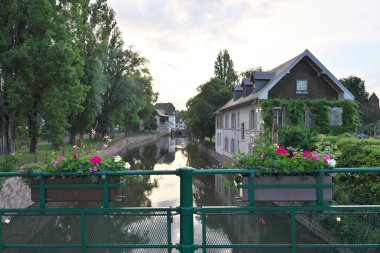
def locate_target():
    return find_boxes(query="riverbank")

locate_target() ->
[197,142,232,165]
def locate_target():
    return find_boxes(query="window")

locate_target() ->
[274,107,284,126]
[329,107,343,126]
[217,133,222,146]
[241,123,245,140]
[249,109,257,130]
[237,111,240,127]
[296,80,308,94]
[231,113,236,129]
[224,137,229,151]
[225,114,229,128]
[304,108,316,127]
[231,139,235,153]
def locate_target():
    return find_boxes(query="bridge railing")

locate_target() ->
[1,168,380,253]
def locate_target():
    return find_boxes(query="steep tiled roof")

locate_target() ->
[218,49,354,112]
[155,103,176,115]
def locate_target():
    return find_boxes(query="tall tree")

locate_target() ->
[214,49,238,87]
[67,0,115,144]
[340,76,369,105]
[0,0,30,154]
[186,78,231,139]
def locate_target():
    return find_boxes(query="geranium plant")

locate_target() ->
[45,153,131,173]
[233,143,336,174]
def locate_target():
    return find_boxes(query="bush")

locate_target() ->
[278,125,316,150]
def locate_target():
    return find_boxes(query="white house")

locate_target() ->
[155,103,176,132]
[215,49,355,159]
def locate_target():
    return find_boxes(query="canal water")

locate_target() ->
[110,136,339,253]
[1,136,341,253]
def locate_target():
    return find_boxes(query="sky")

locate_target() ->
[107,0,380,111]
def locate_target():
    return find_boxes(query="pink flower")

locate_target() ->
[89,167,98,172]
[302,151,312,158]
[276,146,289,155]
[103,144,108,149]
[324,154,331,161]
[90,156,102,165]
[260,153,266,159]
[311,154,319,160]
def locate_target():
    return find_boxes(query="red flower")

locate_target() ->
[302,151,312,158]
[73,153,80,158]
[90,156,102,165]
[275,146,289,155]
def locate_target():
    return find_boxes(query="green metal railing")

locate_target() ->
[1,168,380,252]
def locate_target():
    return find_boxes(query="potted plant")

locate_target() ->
[29,151,131,202]
[233,144,336,202]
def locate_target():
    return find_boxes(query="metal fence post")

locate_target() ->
[291,209,296,253]
[39,173,46,209]
[178,168,195,253]
[102,172,109,208]
[0,211,3,253]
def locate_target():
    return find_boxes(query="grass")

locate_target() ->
[0,132,127,172]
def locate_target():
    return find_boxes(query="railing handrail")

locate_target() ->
[2,167,380,178]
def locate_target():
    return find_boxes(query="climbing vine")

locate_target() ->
[260,99,360,134]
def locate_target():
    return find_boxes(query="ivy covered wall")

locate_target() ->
[260,99,360,134]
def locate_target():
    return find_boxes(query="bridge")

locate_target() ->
[1,168,380,252]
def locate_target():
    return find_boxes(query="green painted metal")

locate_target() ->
[317,171,324,206]
[248,173,255,206]
[291,209,296,253]
[81,209,86,253]
[39,173,46,209]
[102,173,110,208]
[202,211,207,252]
[167,211,172,253]
[0,214,2,253]
[178,168,195,253]
[1,168,380,252]
[239,183,334,189]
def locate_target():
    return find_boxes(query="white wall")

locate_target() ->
[215,103,262,158]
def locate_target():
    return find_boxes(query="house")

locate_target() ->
[155,109,170,133]
[155,103,176,132]
[215,49,355,158]
[175,110,186,133]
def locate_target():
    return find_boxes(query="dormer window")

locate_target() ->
[296,80,308,94]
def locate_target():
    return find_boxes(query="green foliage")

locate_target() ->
[315,135,380,204]
[214,49,238,87]
[0,154,20,172]
[186,78,231,139]
[278,125,317,150]
[260,99,360,135]
[340,76,369,105]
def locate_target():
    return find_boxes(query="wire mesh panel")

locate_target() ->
[202,210,293,253]
[1,209,172,253]
[86,210,170,247]
[296,210,380,253]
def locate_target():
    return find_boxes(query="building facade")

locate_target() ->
[215,49,354,158]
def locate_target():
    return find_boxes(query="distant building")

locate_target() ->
[155,103,176,132]
[175,110,186,132]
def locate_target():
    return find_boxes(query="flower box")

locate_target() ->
[241,175,333,202]
[30,176,121,202]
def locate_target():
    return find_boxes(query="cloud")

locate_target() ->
[108,0,380,110]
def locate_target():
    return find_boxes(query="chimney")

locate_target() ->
[234,84,243,100]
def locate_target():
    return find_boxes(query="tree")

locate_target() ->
[340,76,369,105]
[240,66,263,79]
[214,49,238,87]
[185,78,231,139]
